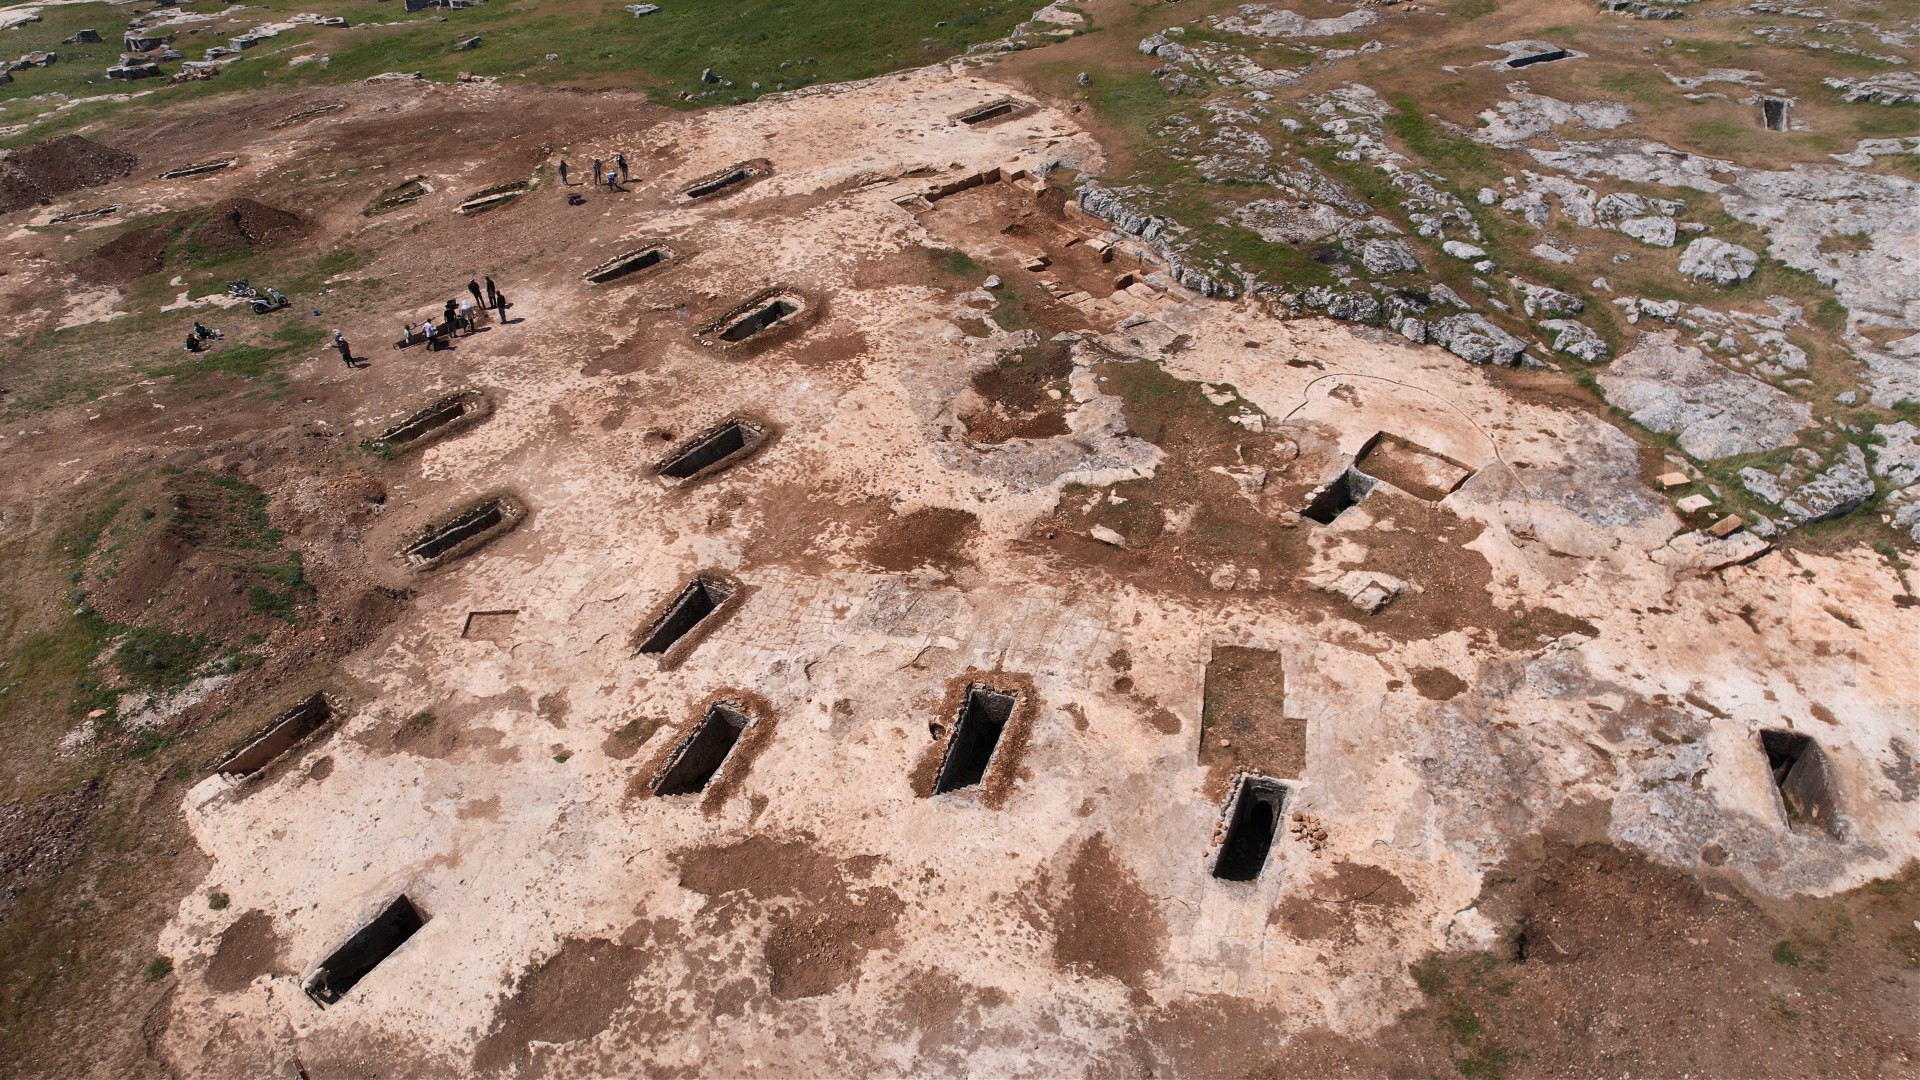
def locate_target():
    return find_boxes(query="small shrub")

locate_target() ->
[208,891,230,910]
[143,956,174,982]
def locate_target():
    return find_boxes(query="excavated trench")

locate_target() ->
[655,418,764,482]
[1301,468,1374,525]
[304,895,426,1007]
[215,693,335,779]
[1213,776,1289,881]
[1763,729,1839,834]
[935,684,1017,794]
[404,496,523,568]
[654,704,749,796]
[636,576,735,655]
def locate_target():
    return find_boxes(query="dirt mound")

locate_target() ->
[203,911,284,993]
[84,471,311,642]
[187,198,303,254]
[84,225,170,284]
[0,135,137,214]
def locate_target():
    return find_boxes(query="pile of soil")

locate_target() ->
[961,344,1074,443]
[862,507,979,573]
[83,225,170,284]
[187,198,303,254]
[0,135,137,214]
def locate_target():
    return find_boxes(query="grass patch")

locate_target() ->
[112,627,209,693]
[141,956,173,983]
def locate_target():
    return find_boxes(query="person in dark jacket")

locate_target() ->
[616,153,628,181]
[467,278,483,308]
[493,290,510,324]
[558,160,569,185]
[333,330,354,367]
[484,276,498,307]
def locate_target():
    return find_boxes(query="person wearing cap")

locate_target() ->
[332,330,353,367]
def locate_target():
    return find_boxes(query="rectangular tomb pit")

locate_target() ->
[402,495,526,570]
[654,417,768,484]
[652,703,750,796]
[1212,775,1291,882]
[956,99,1021,126]
[682,159,769,200]
[934,683,1019,794]
[585,243,675,284]
[634,574,739,662]
[1300,468,1375,525]
[373,389,489,454]
[1354,433,1474,502]
[304,895,426,1007]
[1762,729,1839,835]
[216,692,336,780]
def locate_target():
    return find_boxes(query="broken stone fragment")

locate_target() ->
[1705,514,1744,538]
[1530,243,1576,265]
[1441,239,1485,260]
[1677,238,1759,286]
[1781,444,1873,524]
[1540,318,1608,361]
[1316,570,1417,614]
[1089,525,1126,547]
[1429,313,1528,365]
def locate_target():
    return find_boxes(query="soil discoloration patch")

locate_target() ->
[203,910,284,993]
[1412,666,1470,701]
[1271,860,1415,944]
[862,507,979,574]
[185,198,303,255]
[472,936,649,1073]
[1047,834,1166,996]
[1201,646,1301,780]
[673,833,902,1000]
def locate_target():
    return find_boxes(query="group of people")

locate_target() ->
[388,275,513,361]
[557,153,631,192]
[182,321,221,353]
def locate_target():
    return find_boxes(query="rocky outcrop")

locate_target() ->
[1595,333,1810,459]
[1430,314,1528,365]
[1077,183,1237,299]
[1677,238,1759,286]
[1740,444,1874,524]
[1541,319,1609,361]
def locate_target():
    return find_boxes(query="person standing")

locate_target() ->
[333,330,353,367]
[591,158,602,186]
[467,278,483,308]
[616,153,628,182]
[484,276,498,308]
[458,296,477,331]
[558,159,569,185]
[493,290,510,325]
[422,318,440,351]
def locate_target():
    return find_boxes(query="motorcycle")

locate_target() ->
[225,279,289,314]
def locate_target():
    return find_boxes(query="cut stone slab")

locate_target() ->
[1595,332,1810,459]
[1705,514,1745,538]
[1676,494,1712,513]
[1678,238,1759,286]
[1656,471,1692,488]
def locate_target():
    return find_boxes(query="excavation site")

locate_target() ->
[1,0,1917,1076]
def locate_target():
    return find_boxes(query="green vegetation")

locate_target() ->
[207,891,230,911]
[1,0,1034,145]
[1411,956,1514,1079]
[141,956,172,983]
[112,627,209,694]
